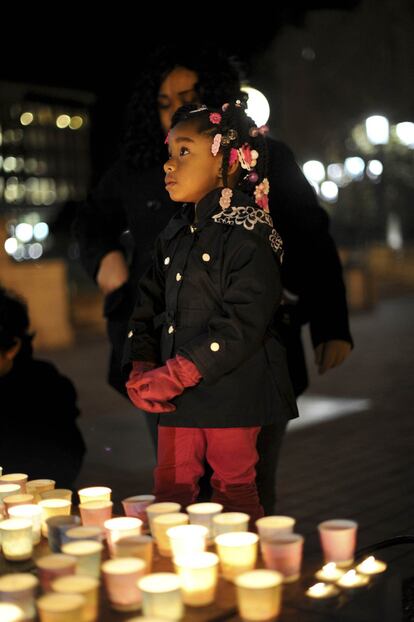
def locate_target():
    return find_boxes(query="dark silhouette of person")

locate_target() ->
[0,286,86,488]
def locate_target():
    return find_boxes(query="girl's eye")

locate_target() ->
[180,146,189,156]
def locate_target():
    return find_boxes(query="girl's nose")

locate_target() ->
[164,160,175,173]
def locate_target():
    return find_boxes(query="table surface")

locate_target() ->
[0,531,403,622]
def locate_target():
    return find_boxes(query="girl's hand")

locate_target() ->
[314,340,352,374]
[97,250,129,295]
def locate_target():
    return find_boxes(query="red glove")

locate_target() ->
[128,354,202,404]
[126,361,175,413]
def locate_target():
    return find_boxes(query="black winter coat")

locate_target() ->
[75,138,352,397]
[124,188,298,429]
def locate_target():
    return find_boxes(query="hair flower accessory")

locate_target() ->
[209,112,222,124]
[238,143,258,170]
[164,131,170,144]
[254,177,270,212]
[229,148,238,166]
[222,103,230,111]
[249,125,269,137]
[219,187,233,209]
[211,133,222,156]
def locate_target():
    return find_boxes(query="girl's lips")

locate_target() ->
[165,181,177,188]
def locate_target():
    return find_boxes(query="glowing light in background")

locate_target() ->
[69,115,83,130]
[320,181,338,203]
[33,222,49,241]
[15,223,33,243]
[366,159,383,180]
[56,114,71,129]
[20,112,34,126]
[303,160,325,184]
[4,237,18,255]
[386,213,403,250]
[344,157,365,179]
[241,86,270,127]
[396,122,414,148]
[365,115,389,145]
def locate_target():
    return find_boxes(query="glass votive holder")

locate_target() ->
[40,489,73,502]
[0,603,25,621]
[39,499,72,537]
[77,486,112,504]
[152,512,189,557]
[104,516,143,557]
[37,593,85,622]
[122,494,155,526]
[186,502,223,540]
[255,515,295,540]
[51,575,99,622]
[173,552,219,606]
[318,519,358,567]
[0,484,21,519]
[63,526,103,545]
[26,479,55,502]
[0,573,38,620]
[0,518,33,561]
[79,500,113,528]
[61,540,103,578]
[0,473,28,493]
[213,512,250,536]
[138,573,183,620]
[46,515,81,552]
[261,533,304,583]
[35,554,77,592]
[3,493,35,515]
[234,569,283,621]
[102,557,146,611]
[8,504,42,544]
[215,532,259,581]
[167,524,208,558]
[145,502,181,535]
[113,535,154,572]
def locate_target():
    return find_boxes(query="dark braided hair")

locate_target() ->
[170,101,269,204]
[123,45,246,171]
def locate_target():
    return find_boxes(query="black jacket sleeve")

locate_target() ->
[73,161,128,281]
[179,230,282,385]
[267,139,353,348]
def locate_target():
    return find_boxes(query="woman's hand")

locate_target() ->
[97,251,129,295]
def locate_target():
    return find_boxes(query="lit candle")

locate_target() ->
[0,473,28,493]
[173,552,219,606]
[213,512,250,536]
[37,593,85,622]
[336,569,370,589]
[145,502,181,535]
[102,558,146,611]
[113,535,154,572]
[315,562,345,582]
[0,573,39,620]
[186,502,223,539]
[26,479,55,502]
[234,569,283,621]
[78,486,112,504]
[0,518,33,560]
[40,489,73,502]
[3,493,35,515]
[79,500,113,528]
[306,582,340,599]
[35,554,77,592]
[38,499,72,537]
[138,572,183,620]
[356,556,387,576]
[104,516,142,556]
[256,515,295,540]
[167,524,208,558]
[152,512,188,556]
[8,504,42,544]
[51,575,99,622]
[215,532,259,581]
[121,494,155,525]
[0,603,24,621]
[61,540,103,578]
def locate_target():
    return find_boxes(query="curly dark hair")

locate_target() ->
[123,45,246,171]
[0,286,30,352]
[170,101,269,201]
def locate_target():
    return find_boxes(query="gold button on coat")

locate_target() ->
[128,330,133,338]
[164,257,170,265]
[176,273,182,281]
[168,325,174,334]
[202,253,211,262]
[210,342,220,352]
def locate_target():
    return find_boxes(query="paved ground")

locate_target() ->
[38,294,414,617]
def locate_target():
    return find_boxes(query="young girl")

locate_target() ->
[125,102,298,521]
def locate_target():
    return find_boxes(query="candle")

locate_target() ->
[63,525,103,544]
[145,502,181,535]
[315,562,345,582]
[77,486,112,503]
[0,484,21,518]
[61,540,103,578]
[336,569,369,589]
[167,524,208,558]
[39,499,72,537]
[318,519,358,567]
[35,554,77,592]
[79,500,113,528]
[234,569,283,621]
[152,512,189,556]
[113,535,154,572]
[26,479,55,502]
[186,502,223,540]
[104,516,142,556]
[173,552,219,606]
[0,603,24,621]
[0,573,39,620]
[356,556,387,576]
[256,515,295,540]
[102,557,146,611]
[215,532,259,581]
[51,575,99,622]
[306,582,340,599]
[0,473,28,493]
[0,518,33,561]
[138,572,183,620]
[8,504,42,544]
[260,533,304,583]
[46,515,81,552]
[40,489,73,502]
[37,593,85,622]
[3,493,35,515]
[121,494,155,525]
[213,512,249,536]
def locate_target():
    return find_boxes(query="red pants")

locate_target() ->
[154,426,264,524]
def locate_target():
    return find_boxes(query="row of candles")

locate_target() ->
[0,471,387,621]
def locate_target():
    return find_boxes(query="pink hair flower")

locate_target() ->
[209,112,222,124]
[164,131,170,144]
[211,133,222,156]
[229,148,238,166]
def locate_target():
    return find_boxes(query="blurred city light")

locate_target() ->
[320,181,339,203]
[365,115,389,145]
[303,160,325,184]
[241,86,270,127]
[344,156,365,179]
[395,122,414,148]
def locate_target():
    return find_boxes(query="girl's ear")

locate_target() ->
[227,158,240,176]
[6,337,22,362]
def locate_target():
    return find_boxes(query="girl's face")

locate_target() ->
[164,121,223,204]
[158,67,199,135]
